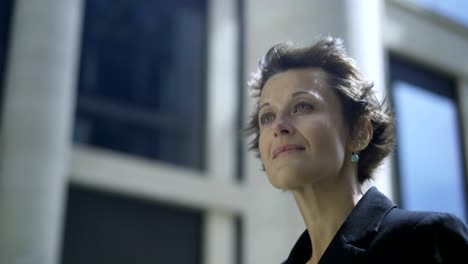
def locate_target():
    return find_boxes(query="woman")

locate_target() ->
[246,36,468,264]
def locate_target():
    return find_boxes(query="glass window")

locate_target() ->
[0,0,14,123]
[74,0,207,169]
[235,215,244,264]
[407,0,468,27]
[390,56,467,223]
[61,185,203,264]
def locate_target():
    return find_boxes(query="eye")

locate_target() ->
[259,112,275,125]
[293,102,314,113]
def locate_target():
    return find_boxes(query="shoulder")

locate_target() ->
[372,209,468,262]
[409,212,468,256]
[411,211,468,234]
[381,208,468,239]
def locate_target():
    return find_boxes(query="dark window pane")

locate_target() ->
[235,0,245,182]
[74,0,207,169]
[0,0,15,123]
[390,56,467,223]
[234,215,244,264]
[61,184,203,264]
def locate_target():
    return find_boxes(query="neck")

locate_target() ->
[292,171,367,264]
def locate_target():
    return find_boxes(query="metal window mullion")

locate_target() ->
[77,95,184,133]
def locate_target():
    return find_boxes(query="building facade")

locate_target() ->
[0,0,467,263]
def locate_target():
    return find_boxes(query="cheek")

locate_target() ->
[258,132,268,161]
[304,118,346,157]
[320,122,347,161]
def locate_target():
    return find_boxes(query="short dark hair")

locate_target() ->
[245,36,395,183]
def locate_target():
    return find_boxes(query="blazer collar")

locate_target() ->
[284,186,397,264]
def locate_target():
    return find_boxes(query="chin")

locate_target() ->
[266,167,311,190]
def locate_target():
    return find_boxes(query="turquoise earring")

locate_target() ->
[351,152,359,163]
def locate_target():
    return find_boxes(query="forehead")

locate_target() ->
[259,68,330,102]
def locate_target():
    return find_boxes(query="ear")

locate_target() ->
[348,117,373,152]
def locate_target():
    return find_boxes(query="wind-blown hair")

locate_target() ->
[245,36,395,183]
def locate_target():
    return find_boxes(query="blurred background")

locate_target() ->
[0,0,467,263]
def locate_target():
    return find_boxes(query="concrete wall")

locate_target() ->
[0,0,467,263]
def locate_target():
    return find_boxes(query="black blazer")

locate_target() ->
[282,187,468,264]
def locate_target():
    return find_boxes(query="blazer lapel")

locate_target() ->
[319,187,397,263]
[284,187,396,264]
[318,234,366,263]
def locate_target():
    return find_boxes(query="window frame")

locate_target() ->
[74,0,209,170]
[384,0,468,216]
[388,54,468,219]
[69,0,246,264]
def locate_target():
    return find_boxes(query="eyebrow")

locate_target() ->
[291,90,319,98]
[258,90,321,112]
[258,102,270,113]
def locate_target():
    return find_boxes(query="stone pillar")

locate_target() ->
[244,1,348,263]
[204,0,239,263]
[0,1,82,263]
[343,0,394,200]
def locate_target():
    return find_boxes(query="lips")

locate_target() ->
[273,144,305,159]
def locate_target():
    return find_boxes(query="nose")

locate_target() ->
[273,118,294,137]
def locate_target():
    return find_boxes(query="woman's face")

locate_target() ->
[258,68,350,190]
